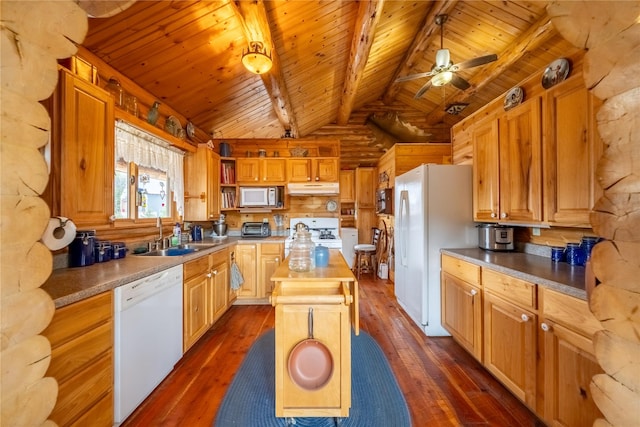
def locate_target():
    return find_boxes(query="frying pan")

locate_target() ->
[287,308,334,391]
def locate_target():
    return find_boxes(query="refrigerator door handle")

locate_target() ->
[399,190,409,267]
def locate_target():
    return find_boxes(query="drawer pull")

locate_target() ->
[521,314,530,322]
[540,322,551,332]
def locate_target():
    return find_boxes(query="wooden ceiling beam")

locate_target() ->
[423,15,557,126]
[232,0,298,137]
[382,0,460,104]
[336,0,385,125]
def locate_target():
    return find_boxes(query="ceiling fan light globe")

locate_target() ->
[435,49,450,68]
[431,71,453,87]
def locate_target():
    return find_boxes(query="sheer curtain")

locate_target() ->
[115,120,184,216]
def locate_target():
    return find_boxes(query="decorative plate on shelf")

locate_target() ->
[503,86,524,111]
[326,200,338,212]
[541,58,570,89]
[186,121,196,140]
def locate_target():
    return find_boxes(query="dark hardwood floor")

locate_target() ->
[122,275,543,426]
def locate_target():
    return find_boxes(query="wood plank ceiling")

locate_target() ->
[81,0,582,169]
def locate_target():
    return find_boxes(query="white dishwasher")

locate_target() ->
[114,265,183,424]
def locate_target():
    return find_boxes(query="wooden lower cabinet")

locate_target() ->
[443,258,605,424]
[260,243,284,300]
[483,290,538,408]
[235,242,284,303]
[42,292,113,427]
[540,288,604,427]
[440,255,482,361]
[183,249,231,352]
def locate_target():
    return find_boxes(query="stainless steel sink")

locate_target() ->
[136,243,220,256]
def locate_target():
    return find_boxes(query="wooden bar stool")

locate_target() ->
[352,228,380,279]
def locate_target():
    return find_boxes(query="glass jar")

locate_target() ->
[105,77,124,107]
[565,242,585,266]
[288,230,315,272]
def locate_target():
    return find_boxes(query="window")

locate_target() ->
[114,120,184,221]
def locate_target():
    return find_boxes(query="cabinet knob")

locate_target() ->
[275,257,280,263]
[470,289,478,296]
[540,322,551,332]
[315,176,319,181]
[307,177,311,181]
[490,212,497,218]
[521,314,530,322]
[206,272,212,278]
[501,212,508,219]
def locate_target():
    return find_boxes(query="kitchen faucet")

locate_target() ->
[150,216,171,250]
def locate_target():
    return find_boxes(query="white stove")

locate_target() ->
[284,218,342,257]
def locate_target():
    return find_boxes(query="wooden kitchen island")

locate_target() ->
[270,249,358,418]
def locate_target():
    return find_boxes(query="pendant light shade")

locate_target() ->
[242,41,273,74]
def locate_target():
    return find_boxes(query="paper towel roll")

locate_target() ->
[42,217,76,251]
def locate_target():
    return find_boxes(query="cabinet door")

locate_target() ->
[262,158,287,183]
[236,158,261,183]
[441,272,482,361]
[541,320,604,427]
[315,158,339,181]
[60,70,114,225]
[288,159,312,182]
[544,77,603,227]
[184,146,220,220]
[183,274,210,352]
[483,291,537,407]
[472,118,500,221]
[355,167,375,208]
[235,244,258,298]
[260,243,283,299]
[499,98,542,222]
[211,259,229,322]
[339,170,355,202]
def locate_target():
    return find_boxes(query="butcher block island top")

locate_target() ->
[270,249,358,418]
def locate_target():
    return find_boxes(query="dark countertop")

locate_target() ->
[441,248,587,300]
[44,235,289,308]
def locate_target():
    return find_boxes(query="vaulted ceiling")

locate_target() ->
[81,0,581,168]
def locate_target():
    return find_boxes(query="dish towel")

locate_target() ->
[230,261,244,290]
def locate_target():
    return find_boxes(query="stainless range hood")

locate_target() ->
[287,182,340,196]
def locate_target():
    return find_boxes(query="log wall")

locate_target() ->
[547,2,640,426]
[0,2,89,425]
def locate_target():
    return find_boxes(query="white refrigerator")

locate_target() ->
[394,164,477,336]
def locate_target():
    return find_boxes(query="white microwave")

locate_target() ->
[239,187,279,208]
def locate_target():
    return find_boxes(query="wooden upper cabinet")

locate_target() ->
[499,98,542,223]
[543,76,603,227]
[472,98,542,223]
[355,167,375,209]
[60,69,114,225]
[287,158,338,182]
[184,144,220,221]
[339,170,355,203]
[472,118,500,221]
[237,158,286,184]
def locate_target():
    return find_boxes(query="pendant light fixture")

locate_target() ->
[242,41,273,74]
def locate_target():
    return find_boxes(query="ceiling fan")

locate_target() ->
[396,14,498,99]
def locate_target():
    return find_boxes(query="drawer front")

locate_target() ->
[542,287,602,338]
[261,242,283,255]
[184,255,210,280]
[441,255,480,285]
[482,268,536,309]
[43,292,111,347]
[210,248,228,267]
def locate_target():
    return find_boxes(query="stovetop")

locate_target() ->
[286,218,342,245]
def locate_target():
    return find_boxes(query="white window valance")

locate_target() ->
[115,120,184,216]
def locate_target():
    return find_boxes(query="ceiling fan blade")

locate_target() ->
[451,54,498,71]
[450,74,471,91]
[395,71,436,82]
[414,80,433,99]
[435,49,450,68]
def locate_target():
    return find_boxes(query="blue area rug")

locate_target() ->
[215,329,411,427]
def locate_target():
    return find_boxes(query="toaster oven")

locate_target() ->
[241,222,272,238]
